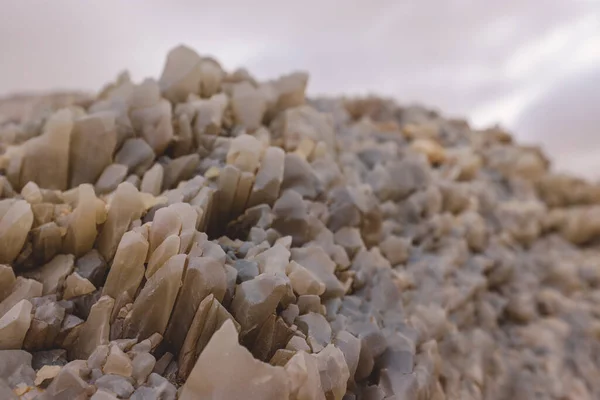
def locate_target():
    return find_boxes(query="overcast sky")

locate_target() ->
[0,1,599,177]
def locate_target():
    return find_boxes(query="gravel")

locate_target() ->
[0,44,599,399]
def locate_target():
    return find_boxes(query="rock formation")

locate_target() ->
[0,44,600,399]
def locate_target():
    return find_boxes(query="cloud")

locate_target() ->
[514,67,600,178]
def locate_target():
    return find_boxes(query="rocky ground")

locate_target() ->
[0,45,599,400]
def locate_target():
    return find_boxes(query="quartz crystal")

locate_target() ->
[1,44,600,400]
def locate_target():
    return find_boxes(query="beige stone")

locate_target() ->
[446,147,482,181]
[31,203,54,227]
[0,199,17,220]
[159,45,202,103]
[332,331,361,383]
[87,344,109,369]
[252,243,290,276]
[140,163,164,196]
[293,137,317,160]
[128,76,160,108]
[55,314,84,350]
[269,348,296,367]
[148,206,182,255]
[123,254,185,341]
[169,202,198,250]
[0,265,16,303]
[31,222,64,263]
[379,235,410,266]
[34,365,61,387]
[271,105,334,153]
[199,58,224,98]
[19,109,73,190]
[247,146,285,208]
[63,184,98,257]
[70,295,114,360]
[410,138,446,164]
[24,254,74,296]
[103,230,148,318]
[315,344,350,400]
[96,182,145,261]
[130,81,174,154]
[190,187,215,231]
[214,164,241,223]
[146,234,180,278]
[285,351,325,400]
[63,272,96,300]
[230,171,255,219]
[103,344,133,377]
[69,113,117,187]
[39,360,90,400]
[21,182,43,205]
[0,200,34,264]
[0,278,42,318]
[172,113,193,157]
[231,82,268,131]
[22,297,65,351]
[252,126,271,149]
[286,261,326,296]
[164,256,226,354]
[180,320,290,400]
[178,294,239,380]
[291,247,345,299]
[273,72,309,114]
[115,138,155,176]
[227,133,263,173]
[0,299,32,350]
[193,93,228,136]
[95,164,128,194]
[251,314,294,362]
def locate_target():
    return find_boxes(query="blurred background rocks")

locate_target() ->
[1,0,599,177]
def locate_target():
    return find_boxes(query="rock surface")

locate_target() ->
[180,320,290,399]
[0,45,600,399]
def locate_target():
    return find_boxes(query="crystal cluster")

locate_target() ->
[1,45,600,399]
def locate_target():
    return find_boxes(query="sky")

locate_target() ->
[0,0,599,177]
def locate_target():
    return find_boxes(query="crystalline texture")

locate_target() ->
[180,320,290,399]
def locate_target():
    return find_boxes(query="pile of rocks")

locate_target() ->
[1,45,600,399]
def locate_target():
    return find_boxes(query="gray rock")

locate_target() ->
[38,361,90,400]
[132,353,156,385]
[71,289,103,320]
[233,259,259,283]
[0,379,17,400]
[95,164,129,194]
[75,249,108,288]
[94,374,135,398]
[23,296,65,351]
[32,349,68,370]
[231,273,290,337]
[295,312,332,352]
[281,153,321,199]
[0,350,36,388]
[115,138,155,175]
[130,373,176,400]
